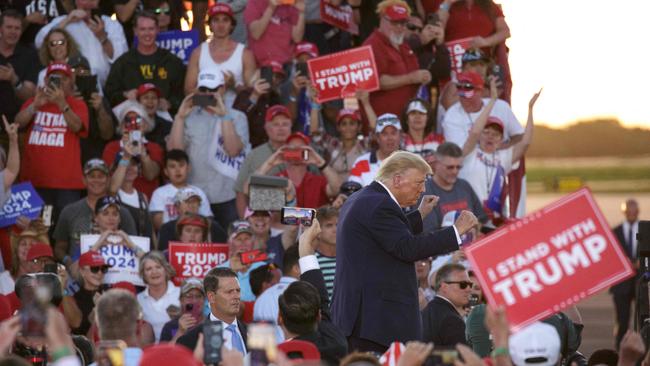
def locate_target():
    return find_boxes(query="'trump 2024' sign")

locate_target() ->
[466,188,634,331]
[307,46,379,103]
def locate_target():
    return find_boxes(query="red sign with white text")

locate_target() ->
[308,46,379,103]
[320,0,358,35]
[168,242,229,285]
[445,37,473,74]
[465,188,634,331]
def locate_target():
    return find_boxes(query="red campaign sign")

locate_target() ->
[320,0,358,35]
[465,188,634,331]
[168,242,229,285]
[308,45,379,103]
[445,37,473,74]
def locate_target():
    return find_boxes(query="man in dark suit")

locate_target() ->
[421,263,471,346]
[277,218,348,365]
[331,151,478,353]
[610,199,640,349]
[177,267,248,353]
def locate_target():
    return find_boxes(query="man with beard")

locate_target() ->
[362,0,430,117]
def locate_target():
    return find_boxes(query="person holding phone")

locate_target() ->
[35,28,82,88]
[169,68,250,230]
[15,62,89,228]
[217,221,265,302]
[71,250,110,336]
[103,101,164,200]
[159,278,207,343]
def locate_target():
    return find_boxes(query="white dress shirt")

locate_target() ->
[209,313,248,353]
[253,276,297,342]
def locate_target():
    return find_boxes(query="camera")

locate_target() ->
[282,148,308,162]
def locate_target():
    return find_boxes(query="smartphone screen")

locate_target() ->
[203,322,223,365]
[260,66,273,85]
[296,62,309,78]
[281,207,316,226]
[248,323,277,366]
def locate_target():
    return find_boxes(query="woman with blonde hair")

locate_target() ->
[0,222,50,294]
[36,28,81,87]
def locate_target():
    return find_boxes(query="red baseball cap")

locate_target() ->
[485,116,504,133]
[177,216,208,228]
[79,250,110,267]
[264,60,286,76]
[294,42,319,59]
[286,131,311,145]
[111,281,137,295]
[208,3,235,21]
[383,3,410,21]
[265,105,291,123]
[26,243,54,262]
[456,71,485,89]
[278,340,321,361]
[46,62,72,77]
[140,344,202,366]
[137,83,161,98]
[336,109,361,124]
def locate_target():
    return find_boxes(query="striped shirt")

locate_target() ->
[316,251,337,301]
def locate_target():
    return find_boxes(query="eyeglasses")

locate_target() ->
[445,281,474,289]
[456,82,475,91]
[198,86,220,93]
[153,8,170,14]
[90,266,109,274]
[406,23,422,32]
[443,164,462,171]
[377,117,400,127]
[49,39,66,47]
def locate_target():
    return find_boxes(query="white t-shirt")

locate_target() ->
[348,151,381,187]
[118,189,141,209]
[149,183,213,224]
[136,281,180,342]
[442,98,523,147]
[459,147,514,204]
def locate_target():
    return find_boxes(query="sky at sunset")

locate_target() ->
[499,0,649,129]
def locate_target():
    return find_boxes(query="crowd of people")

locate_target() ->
[0,0,643,365]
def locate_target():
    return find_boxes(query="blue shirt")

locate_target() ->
[218,260,265,301]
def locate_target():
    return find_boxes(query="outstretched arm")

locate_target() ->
[511,88,542,163]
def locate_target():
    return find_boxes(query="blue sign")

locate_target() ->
[134,29,200,64]
[0,182,44,228]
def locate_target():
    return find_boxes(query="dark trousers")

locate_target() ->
[210,199,239,231]
[347,336,388,355]
[613,291,634,348]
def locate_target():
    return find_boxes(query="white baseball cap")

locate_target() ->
[375,113,402,134]
[197,68,225,89]
[406,100,427,114]
[509,322,561,366]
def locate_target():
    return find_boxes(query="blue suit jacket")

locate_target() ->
[331,181,459,346]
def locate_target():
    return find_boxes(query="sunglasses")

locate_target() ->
[153,8,170,14]
[377,117,400,127]
[90,266,109,274]
[406,23,422,32]
[198,86,220,93]
[445,281,474,289]
[456,82,475,91]
[49,39,66,47]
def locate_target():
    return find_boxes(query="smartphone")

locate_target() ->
[491,64,504,87]
[282,148,308,162]
[260,66,273,85]
[185,303,194,312]
[43,263,58,274]
[295,62,309,78]
[281,207,316,226]
[192,94,216,108]
[90,8,103,19]
[240,250,269,265]
[20,297,47,338]
[248,323,277,366]
[48,74,62,89]
[41,205,53,227]
[96,340,127,366]
[203,322,224,366]
[427,13,440,26]
[428,348,459,366]
[75,74,98,100]
[129,130,142,148]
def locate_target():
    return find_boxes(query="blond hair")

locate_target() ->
[376,0,411,16]
[375,151,432,183]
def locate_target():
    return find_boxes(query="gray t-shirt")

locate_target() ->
[53,198,137,258]
[234,142,275,193]
[0,171,7,207]
[421,177,488,234]
[185,107,250,204]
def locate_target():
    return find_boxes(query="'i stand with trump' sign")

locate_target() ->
[307,45,379,103]
[465,188,634,331]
